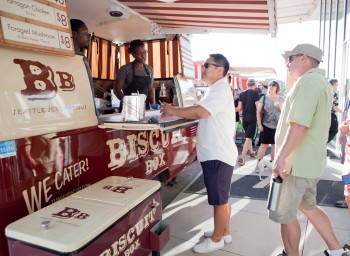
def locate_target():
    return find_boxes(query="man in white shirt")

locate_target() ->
[161,53,238,254]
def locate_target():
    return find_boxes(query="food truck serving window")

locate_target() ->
[89,36,119,80]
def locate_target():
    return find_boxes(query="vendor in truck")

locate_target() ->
[114,39,155,111]
[70,18,92,78]
[70,18,99,115]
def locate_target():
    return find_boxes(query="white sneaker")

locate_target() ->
[193,238,224,253]
[204,230,232,244]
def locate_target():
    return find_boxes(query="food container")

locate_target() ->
[122,94,146,122]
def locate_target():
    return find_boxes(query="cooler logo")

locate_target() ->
[14,59,75,100]
[52,207,90,220]
[103,185,132,193]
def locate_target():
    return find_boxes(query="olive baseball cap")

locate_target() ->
[283,44,323,62]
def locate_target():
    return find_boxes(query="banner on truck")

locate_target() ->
[0,46,98,141]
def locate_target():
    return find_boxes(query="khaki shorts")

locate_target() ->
[269,176,319,224]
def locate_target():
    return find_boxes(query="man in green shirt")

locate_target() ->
[269,44,346,256]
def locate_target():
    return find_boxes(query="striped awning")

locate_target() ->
[118,0,278,36]
[68,0,322,43]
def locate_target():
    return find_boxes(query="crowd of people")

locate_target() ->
[160,44,349,256]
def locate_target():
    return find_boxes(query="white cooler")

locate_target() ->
[71,176,160,209]
[6,176,166,256]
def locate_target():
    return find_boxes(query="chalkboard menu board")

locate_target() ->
[0,0,74,56]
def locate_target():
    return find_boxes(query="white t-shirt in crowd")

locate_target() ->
[197,77,238,167]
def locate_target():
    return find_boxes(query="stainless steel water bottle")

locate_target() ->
[267,176,283,211]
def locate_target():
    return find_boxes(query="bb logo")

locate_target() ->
[103,185,133,194]
[14,59,75,100]
[52,207,90,220]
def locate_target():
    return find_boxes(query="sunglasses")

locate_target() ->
[269,83,278,87]
[288,54,303,63]
[203,62,222,69]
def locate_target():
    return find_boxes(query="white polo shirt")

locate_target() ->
[197,77,238,167]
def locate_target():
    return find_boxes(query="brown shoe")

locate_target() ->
[238,158,245,166]
[249,151,256,158]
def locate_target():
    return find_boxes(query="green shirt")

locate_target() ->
[275,68,332,178]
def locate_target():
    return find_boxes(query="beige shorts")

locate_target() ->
[269,175,319,224]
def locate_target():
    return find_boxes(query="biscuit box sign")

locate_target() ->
[6,177,164,256]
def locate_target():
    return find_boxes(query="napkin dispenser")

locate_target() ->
[122,94,146,122]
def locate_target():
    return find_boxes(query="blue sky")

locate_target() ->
[191,21,320,81]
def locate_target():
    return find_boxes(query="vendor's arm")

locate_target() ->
[273,123,308,179]
[148,81,155,104]
[113,79,125,101]
[161,103,209,119]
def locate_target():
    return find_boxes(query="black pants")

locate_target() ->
[327,113,338,143]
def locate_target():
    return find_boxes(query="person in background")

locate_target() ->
[255,81,284,167]
[334,91,350,208]
[328,78,342,144]
[261,83,269,96]
[70,19,97,115]
[254,86,263,147]
[237,78,260,165]
[270,43,346,256]
[254,86,263,98]
[160,54,238,254]
[114,39,155,111]
[71,19,91,53]
[340,91,350,164]
[254,87,262,97]
[328,79,347,209]
[337,119,350,253]
[233,88,240,137]
[71,19,92,77]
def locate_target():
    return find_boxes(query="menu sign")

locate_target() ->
[48,0,66,7]
[0,0,74,56]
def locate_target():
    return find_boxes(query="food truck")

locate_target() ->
[0,1,202,255]
[0,0,296,254]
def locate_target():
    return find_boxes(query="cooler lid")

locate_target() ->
[5,196,128,253]
[72,176,161,209]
